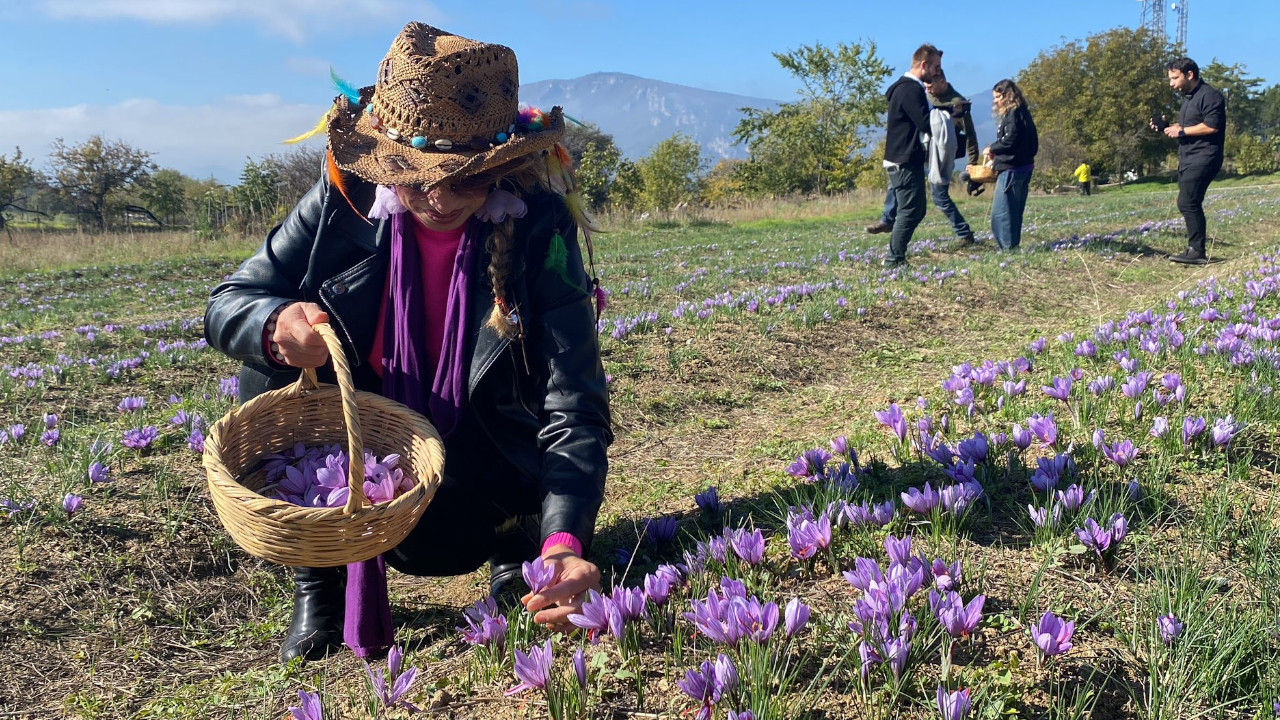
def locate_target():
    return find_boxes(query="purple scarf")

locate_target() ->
[344,210,478,657]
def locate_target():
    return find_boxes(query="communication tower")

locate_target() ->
[1171,1,1189,48]
[1137,0,1167,41]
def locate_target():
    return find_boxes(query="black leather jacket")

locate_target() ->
[205,174,612,551]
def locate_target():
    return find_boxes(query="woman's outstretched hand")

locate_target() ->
[271,302,331,368]
[522,545,602,632]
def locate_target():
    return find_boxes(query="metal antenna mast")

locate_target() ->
[1171,1,1189,48]
[1138,0,1168,42]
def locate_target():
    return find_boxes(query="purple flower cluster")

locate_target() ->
[1075,513,1129,565]
[678,653,738,720]
[260,443,414,508]
[457,597,508,650]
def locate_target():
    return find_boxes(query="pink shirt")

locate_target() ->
[368,217,464,378]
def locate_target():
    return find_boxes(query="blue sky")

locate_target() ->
[0,0,1271,182]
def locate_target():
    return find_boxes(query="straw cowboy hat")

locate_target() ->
[325,22,565,191]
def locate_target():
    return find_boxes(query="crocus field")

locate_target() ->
[4,180,1280,719]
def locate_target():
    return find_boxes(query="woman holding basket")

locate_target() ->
[205,23,611,663]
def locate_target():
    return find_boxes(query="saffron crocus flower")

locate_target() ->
[643,570,675,607]
[568,590,613,644]
[727,527,763,566]
[41,429,60,446]
[1101,439,1137,468]
[611,585,647,623]
[678,659,722,720]
[1032,611,1074,660]
[1055,484,1095,512]
[1087,376,1115,396]
[1075,340,1097,358]
[5,424,25,443]
[62,493,83,516]
[901,483,941,514]
[930,558,962,592]
[122,426,159,450]
[884,635,910,681]
[287,690,324,720]
[1010,424,1033,450]
[713,653,738,695]
[644,515,679,545]
[785,448,831,480]
[573,647,588,691]
[874,403,908,442]
[43,413,58,429]
[1027,503,1061,528]
[522,557,555,595]
[937,686,972,720]
[1042,376,1072,401]
[1030,337,1047,354]
[187,428,205,453]
[1121,372,1152,399]
[1182,416,1206,445]
[784,598,810,638]
[87,461,111,483]
[1211,416,1238,447]
[1150,416,1169,438]
[1157,613,1183,644]
[727,711,755,720]
[506,639,553,697]
[884,535,913,567]
[786,513,832,560]
[695,486,721,514]
[1027,413,1057,447]
[117,396,146,413]
[936,592,985,638]
[830,435,849,458]
[956,433,988,464]
[458,608,508,650]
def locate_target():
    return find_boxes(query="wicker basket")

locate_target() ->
[967,162,998,184]
[204,323,444,567]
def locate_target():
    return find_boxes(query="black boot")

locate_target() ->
[280,566,346,663]
[488,514,540,599]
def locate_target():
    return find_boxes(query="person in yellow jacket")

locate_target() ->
[1073,162,1092,196]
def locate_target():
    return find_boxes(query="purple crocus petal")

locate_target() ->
[1157,613,1183,644]
[784,597,810,638]
[884,535,912,567]
[573,647,588,690]
[1033,611,1075,658]
[505,639,553,696]
[288,689,324,720]
[522,557,556,595]
[62,493,83,516]
[937,686,972,720]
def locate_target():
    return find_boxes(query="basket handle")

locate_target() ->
[296,322,368,515]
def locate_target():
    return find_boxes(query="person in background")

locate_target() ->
[205,23,611,663]
[1155,57,1226,265]
[985,78,1038,251]
[875,43,943,267]
[868,68,980,249]
[1074,161,1091,196]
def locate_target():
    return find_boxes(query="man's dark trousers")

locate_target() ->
[1177,159,1221,256]
[887,163,926,263]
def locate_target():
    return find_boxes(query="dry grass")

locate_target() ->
[0,229,261,274]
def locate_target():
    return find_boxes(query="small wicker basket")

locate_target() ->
[966,162,998,184]
[204,323,444,567]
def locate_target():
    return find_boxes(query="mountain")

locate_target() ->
[519,72,781,162]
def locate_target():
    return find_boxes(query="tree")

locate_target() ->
[1016,27,1175,177]
[734,40,892,195]
[562,123,625,210]
[636,133,705,211]
[0,148,41,239]
[701,159,750,206]
[1200,60,1267,137]
[49,135,156,229]
[609,159,644,212]
[232,157,281,228]
[140,169,190,226]
[266,146,326,211]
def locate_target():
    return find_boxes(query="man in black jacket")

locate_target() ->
[880,44,943,267]
[1155,57,1226,265]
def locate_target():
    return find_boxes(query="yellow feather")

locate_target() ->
[282,110,329,144]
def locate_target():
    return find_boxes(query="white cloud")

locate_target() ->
[0,95,332,182]
[38,0,429,41]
